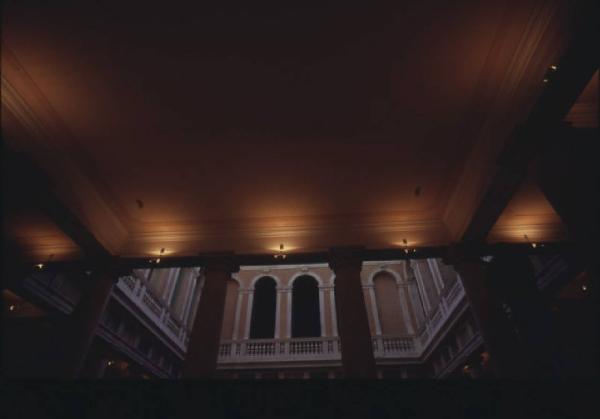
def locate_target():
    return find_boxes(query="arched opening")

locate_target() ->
[249,277,277,339]
[373,272,405,335]
[292,275,321,337]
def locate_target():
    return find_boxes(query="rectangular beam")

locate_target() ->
[3,145,111,262]
[461,20,598,243]
[37,242,569,272]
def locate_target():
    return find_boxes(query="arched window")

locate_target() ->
[249,277,277,339]
[292,275,321,337]
[373,272,405,335]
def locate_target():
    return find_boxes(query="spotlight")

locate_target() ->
[274,244,287,259]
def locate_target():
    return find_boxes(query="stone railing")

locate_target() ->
[97,319,172,378]
[418,277,466,348]
[218,337,341,363]
[219,334,423,364]
[372,336,417,357]
[434,332,484,378]
[115,275,189,351]
[217,275,467,366]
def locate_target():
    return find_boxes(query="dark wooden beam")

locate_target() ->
[35,242,569,272]
[2,144,111,263]
[461,16,598,243]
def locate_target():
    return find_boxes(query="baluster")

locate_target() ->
[137,283,146,300]
[132,277,141,295]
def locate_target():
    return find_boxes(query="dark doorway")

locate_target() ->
[249,277,277,339]
[292,275,321,337]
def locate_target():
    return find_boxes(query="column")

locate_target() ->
[232,287,244,340]
[318,285,327,337]
[285,287,293,338]
[396,284,415,335]
[405,262,425,327]
[365,285,382,335]
[243,289,254,339]
[444,243,526,378]
[538,126,598,308]
[57,260,124,378]
[487,246,562,377]
[182,272,199,326]
[274,286,287,339]
[412,262,431,314]
[164,268,181,306]
[328,246,376,378]
[183,253,239,378]
[427,258,444,294]
[329,286,338,337]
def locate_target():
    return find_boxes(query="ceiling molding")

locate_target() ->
[124,217,448,242]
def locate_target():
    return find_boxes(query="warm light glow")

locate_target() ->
[582,285,587,292]
[531,242,537,248]
[35,263,44,269]
[543,78,549,83]
[9,305,16,311]
[274,243,288,259]
[550,65,558,71]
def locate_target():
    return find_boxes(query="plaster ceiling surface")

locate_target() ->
[1,0,577,257]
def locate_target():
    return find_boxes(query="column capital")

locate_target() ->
[201,252,240,274]
[328,246,365,272]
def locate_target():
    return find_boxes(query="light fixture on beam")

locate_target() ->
[402,238,409,254]
[35,254,54,270]
[274,244,287,259]
[523,234,537,248]
[150,248,165,264]
[402,238,416,254]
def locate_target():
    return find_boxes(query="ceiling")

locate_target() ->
[1,0,581,260]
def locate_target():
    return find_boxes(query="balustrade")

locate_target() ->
[113,265,468,368]
[116,275,188,348]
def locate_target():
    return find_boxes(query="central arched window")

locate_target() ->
[292,275,321,337]
[249,277,277,339]
[373,271,405,335]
